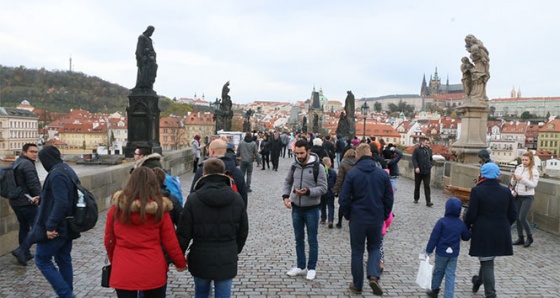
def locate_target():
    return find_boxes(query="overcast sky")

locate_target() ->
[2,1,559,104]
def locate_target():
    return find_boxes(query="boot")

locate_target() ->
[512,235,525,245]
[426,288,440,298]
[524,234,533,247]
[472,275,482,293]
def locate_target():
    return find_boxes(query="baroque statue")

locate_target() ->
[135,26,158,90]
[462,34,490,102]
[221,81,233,131]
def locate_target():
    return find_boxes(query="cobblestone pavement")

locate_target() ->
[1,157,559,297]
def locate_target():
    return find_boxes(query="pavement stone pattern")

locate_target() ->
[1,157,559,297]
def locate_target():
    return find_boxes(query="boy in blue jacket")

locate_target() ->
[425,197,471,298]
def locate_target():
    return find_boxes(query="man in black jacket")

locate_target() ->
[11,143,42,265]
[190,139,248,206]
[323,135,336,168]
[269,132,283,171]
[412,137,433,206]
[177,158,248,297]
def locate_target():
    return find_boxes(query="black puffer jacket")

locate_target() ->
[12,155,42,207]
[177,174,248,280]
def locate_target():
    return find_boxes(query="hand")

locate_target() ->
[32,196,40,205]
[46,230,58,240]
[176,266,186,272]
[514,174,523,180]
[415,168,420,174]
[295,188,308,195]
[283,198,292,209]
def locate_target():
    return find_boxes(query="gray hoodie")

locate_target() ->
[282,152,328,208]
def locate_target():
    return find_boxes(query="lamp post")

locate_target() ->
[360,99,370,140]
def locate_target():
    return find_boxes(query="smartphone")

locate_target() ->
[24,194,34,203]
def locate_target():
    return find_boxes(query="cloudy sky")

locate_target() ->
[2,1,559,104]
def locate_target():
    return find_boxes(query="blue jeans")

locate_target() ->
[239,161,253,189]
[35,237,74,298]
[193,277,233,298]
[292,206,319,270]
[336,152,342,166]
[390,177,398,193]
[431,255,457,298]
[349,220,382,290]
[12,204,37,253]
[320,196,335,223]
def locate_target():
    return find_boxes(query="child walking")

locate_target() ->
[425,198,471,297]
[320,157,337,228]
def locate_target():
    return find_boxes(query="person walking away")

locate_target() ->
[237,132,260,193]
[338,144,393,296]
[191,135,204,173]
[382,144,403,193]
[190,139,248,206]
[319,157,337,228]
[259,134,271,170]
[280,132,290,158]
[425,198,471,298]
[332,149,357,228]
[105,167,186,298]
[11,143,42,266]
[288,133,295,158]
[269,132,283,171]
[510,151,539,247]
[412,137,433,206]
[310,138,329,161]
[282,139,328,281]
[465,163,517,298]
[335,134,345,166]
[369,143,387,169]
[27,146,81,298]
[379,211,394,274]
[177,158,248,297]
[323,135,336,168]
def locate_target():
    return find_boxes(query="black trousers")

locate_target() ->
[414,172,431,203]
[261,153,270,169]
[271,151,280,170]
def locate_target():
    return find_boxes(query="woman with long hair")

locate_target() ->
[332,149,357,228]
[104,167,186,298]
[511,151,539,247]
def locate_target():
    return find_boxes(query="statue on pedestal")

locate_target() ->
[243,109,253,132]
[463,35,490,103]
[135,26,158,91]
[336,91,356,138]
[221,81,233,131]
[302,116,307,133]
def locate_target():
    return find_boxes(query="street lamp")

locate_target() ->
[360,99,370,140]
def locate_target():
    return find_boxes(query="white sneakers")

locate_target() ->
[286,267,307,276]
[286,267,316,280]
[306,269,316,280]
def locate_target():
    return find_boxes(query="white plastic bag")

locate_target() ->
[416,256,433,289]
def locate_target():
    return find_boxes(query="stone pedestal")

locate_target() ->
[451,101,488,164]
[125,89,162,157]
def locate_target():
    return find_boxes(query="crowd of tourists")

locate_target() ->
[5,131,540,297]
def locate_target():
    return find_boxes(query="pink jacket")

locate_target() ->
[382,212,394,236]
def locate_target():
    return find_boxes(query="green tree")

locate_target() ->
[160,102,193,117]
[520,111,532,119]
[374,102,382,112]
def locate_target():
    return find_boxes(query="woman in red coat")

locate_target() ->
[104,167,186,298]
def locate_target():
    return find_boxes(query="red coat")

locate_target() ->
[104,192,186,291]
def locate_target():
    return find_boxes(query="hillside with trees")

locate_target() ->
[0,65,131,112]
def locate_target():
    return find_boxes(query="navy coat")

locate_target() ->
[464,179,517,257]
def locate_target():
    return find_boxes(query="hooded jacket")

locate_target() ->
[282,152,328,208]
[104,192,186,291]
[132,153,163,172]
[338,156,393,224]
[190,154,248,206]
[425,198,471,258]
[12,154,42,207]
[177,174,248,280]
[29,146,79,243]
[237,135,259,163]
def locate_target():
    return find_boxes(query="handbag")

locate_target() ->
[415,256,433,289]
[101,262,112,288]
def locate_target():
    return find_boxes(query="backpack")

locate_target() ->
[165,173,184,206]
[225,171,239,192]
[291,162,322,184]
[58,167,99,233]
[0,164,22,199]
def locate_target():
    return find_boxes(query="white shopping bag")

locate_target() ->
[415,256,433,289]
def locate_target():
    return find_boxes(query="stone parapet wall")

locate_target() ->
[0,149,194,256]
[399,154,560,235]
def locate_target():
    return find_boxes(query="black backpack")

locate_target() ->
[0,164,22,199]
[58,167,98,233]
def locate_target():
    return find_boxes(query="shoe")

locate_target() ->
[472,275,482,293]
[348,283,362,295]
[336,222,342,229]
[286,267,307,276]
[320,221,325,224]
[380,261,385,274]
[328,222,333,229]
[25,251,34,261]
[247,188,252,193]
[426,288,440,297]
[414,200,419,204]
[261,168,265,170]
[426,202,433,207]
[524,234,533,247]
[368,276,383,296]
[306,269,316,280]
[11,248,28,266]
[513,236,525,245]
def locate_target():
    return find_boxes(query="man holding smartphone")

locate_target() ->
[11,143,42,266]
[282,139,327,281]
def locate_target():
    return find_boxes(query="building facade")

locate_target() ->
[0,108,39,156]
